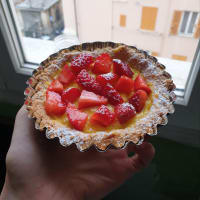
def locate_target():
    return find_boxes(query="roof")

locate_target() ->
[16,0,59,11]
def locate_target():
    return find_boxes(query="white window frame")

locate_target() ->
[0,0,78,75]
[0,0,200,107]
[178,11,200,37]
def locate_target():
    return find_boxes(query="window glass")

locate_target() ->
[188,12,198,34]
[180,11,190,33]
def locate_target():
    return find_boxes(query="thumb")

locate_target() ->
[128,142,155,173]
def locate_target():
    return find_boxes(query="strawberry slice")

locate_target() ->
[96,72,119,87]
[92,53,112,74]
[129,90,148,113]
[77,69,102,95]
[113,59,133,78]
[58,64,75,86]
[116,75,134,94]
[115,103,136,124]
[45,91,66,116]
[66,103,88,131]
[48,80,64,94]
[134,75,151,94]
[102,83,124,105]
[71,53,94,74]
[78,90,108,109]
[62,88,81,103]
[90,105,115,126]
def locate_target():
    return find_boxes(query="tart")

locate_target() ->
[24,42,176,151]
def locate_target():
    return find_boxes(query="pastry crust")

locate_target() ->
[25,42,176,151]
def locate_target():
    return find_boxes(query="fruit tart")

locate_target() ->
[24,42,176,151]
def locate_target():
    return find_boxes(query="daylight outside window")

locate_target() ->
[6,0,200,101]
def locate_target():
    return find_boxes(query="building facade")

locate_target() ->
[64,0,200,62]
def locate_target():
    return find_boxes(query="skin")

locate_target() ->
[1,106,155,200]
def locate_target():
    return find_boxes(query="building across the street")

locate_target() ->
[15,0,64,40]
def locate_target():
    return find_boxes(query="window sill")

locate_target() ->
[137,29,162,36]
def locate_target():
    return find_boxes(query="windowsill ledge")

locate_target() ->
[137,29,163,36]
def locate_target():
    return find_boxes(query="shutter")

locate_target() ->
[120,15,126,27]
[170,11,182,35]
[194,17,200,38]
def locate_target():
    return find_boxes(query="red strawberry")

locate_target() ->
[96,72,119,87]
[45,91,66,116]
[129,90,148,113]
[102,83,124,105]
[90,105,115,126]
[92,53,112,74]
[71,53,94,74]
[48,80,64,94]
[66,103,88,131]
[115,103,136,124]
[115,75,134,94]
[134,75,151,94]
[113,59,133,78]
[58,64,75,86]
[77,69,102,95]
[78,90,108,109]
[62,88,81,103]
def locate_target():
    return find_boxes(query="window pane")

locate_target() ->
[180,11,190,33]
[187,12,198,33]
[12,0,79,64]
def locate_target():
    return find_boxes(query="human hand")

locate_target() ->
[1,106,155,200]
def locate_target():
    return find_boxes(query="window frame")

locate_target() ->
[178,11,200,37]
[1,0,200,107]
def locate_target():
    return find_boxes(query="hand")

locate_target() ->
[1,106,155,200]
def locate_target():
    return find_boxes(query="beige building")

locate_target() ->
[63,0,200,62]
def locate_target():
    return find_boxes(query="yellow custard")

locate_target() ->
[48,64,153,133]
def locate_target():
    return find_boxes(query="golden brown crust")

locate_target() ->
[25,42,176,151]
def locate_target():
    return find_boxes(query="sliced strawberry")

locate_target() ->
[113,59,133,78]
[58,64,75,86]
[115,103,136,124]
[78,90,108,109]
[71,53,94,74]
[134,75,151,94]
[92,53,112,74]
[48,80,64,94]
[129,90,148,113]
[77,69,102,95]
[90,105,115,127]
[62,88,81,103]
[116,75,134,94]
[96,72,119,87]
[102,83,124,105]
[45,91,66,116]
[66,103,88,131]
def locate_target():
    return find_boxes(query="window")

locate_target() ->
[1,0,200,106]
[179,11,199,36]
[151,52,159,57]
[120,14,126,27]
[170,10,200,37]
[1,0,79,66]
[172,54,187,61]
[140,6,158,31]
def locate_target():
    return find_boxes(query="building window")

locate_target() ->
[172,54,187,61]
[140,6,158,31]
[179,11,199,35]
[120,14,126,27]
[151,52,159,57]
[170,10,200,37]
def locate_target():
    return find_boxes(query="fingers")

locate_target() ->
[128,142,155,173]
